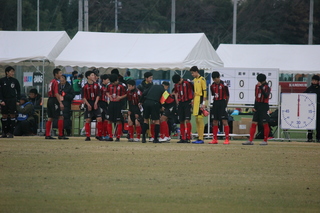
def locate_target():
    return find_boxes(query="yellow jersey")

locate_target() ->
[193,76,207,97]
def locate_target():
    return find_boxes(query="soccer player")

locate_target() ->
[82,70,103,141]
[126,80,142,142]
[159,86,176,142]
[190,66,207,144]
[106,74,127,141]
[0,66,21,138]
[45,68,68,140]
[141,82,169,143]
[242,73,271,145]
[172,74,194,143]
[209,71,230,145]
[99,74,110,140]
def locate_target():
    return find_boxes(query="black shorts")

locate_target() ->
[252,103,269,123]
[47,97,63,118]
[163,106,175,118]
[178,101,192,122]
[99,101,108,120]
[129,105,141,123]
[211,100,228,121]
[1,98,17,115]
[84,103,102,119]
[143,99,161,120]
[107,102,123,122]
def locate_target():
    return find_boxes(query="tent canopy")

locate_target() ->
[216,44,320,74]
[54,32,223,70]
[0,31,70,65]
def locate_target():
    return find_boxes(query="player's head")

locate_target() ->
[211,71,221,83]
[60,75,67,84]
[72,70,78,77]
[5,66,15,77]
[111,69,119,76]
[172,74,181,84]
[311,75,320,85]
[85,70,95,79]
[144,72,153,83]
[109,74,118,84]
[19,94,29,104]
[162,81,170,90]
[127,80,136,90]
[257,73,266,83]
[190,66,200,78]
[53,68,62,77]
[29,88,39,99]
[78,74,83,79]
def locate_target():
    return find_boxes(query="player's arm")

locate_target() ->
[0,81,4,106]
[260,84,270,98]
[201,77,207,101]
[15,79,21,104]
[225,85,230,105]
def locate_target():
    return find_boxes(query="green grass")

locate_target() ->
[1,137,320,213]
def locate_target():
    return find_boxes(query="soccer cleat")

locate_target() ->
[242,141,254,145]
[85,137,91,141]
[45,136,56,139]
[177,139,187,143]
[149,138,154,142]
[134,138,140,142]
[106,137,114,142]
[260,141,268,145]
[166,137,171,142]
[7,133,14,138]
[115,138,120,142]
[153,139,161,143]
[95,136,103,141]
[209,139,218,144]
[159,137,168,142]
[128,138,134,142]
[306,139,313,142]
[142,136,146,143]
[58,136,69,140]
[192,139,204,144]
[223,139,230,145]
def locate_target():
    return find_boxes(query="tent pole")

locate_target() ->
[41,60,45,133]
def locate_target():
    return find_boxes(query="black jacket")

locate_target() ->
[137,80,153,93]
[143,85,165,103]
[304,84,320,104]
[0,77,21,102]
[60,82,75,118]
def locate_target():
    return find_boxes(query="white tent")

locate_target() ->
[54,32,223,70]
[0,31,71,133]
[0,31,71,65]
[216,44,320,74]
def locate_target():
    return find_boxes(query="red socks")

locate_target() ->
[136,125,141,139]
[45,120,52,137]
[85,122,91,137]
[129,125,134,139]
[107,123,113,138]
[186,122,192,140]
[150,124,155,138]
[116,123,123,138]
[213,126,218,140]
[249,123,257,142]
[224,125,230,139]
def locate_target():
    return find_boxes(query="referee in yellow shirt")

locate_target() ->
[190,66,207,144]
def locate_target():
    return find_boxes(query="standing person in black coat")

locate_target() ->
[58,75,75,136]
[141,81,169,143]
[0,66,21,138]
[304,75,320,142]
[137,72,153,93]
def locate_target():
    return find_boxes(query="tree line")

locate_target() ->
[0,0,319,48]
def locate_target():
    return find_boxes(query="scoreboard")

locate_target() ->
[207,68,279,105]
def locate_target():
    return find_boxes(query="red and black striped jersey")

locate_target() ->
[255,83,270,103]
[174,79,194,102]
[210,80,229,101]
[82,82,101,101]
[100,84,109,102]
[48,78,59,98]
[127,88,142,105]
[107,83,127,102]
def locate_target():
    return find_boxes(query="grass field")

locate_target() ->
[1,136,320,213]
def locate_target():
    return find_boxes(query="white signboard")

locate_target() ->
[207,68,279,105]
[281,93,317,130]
[23,72,33,87]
